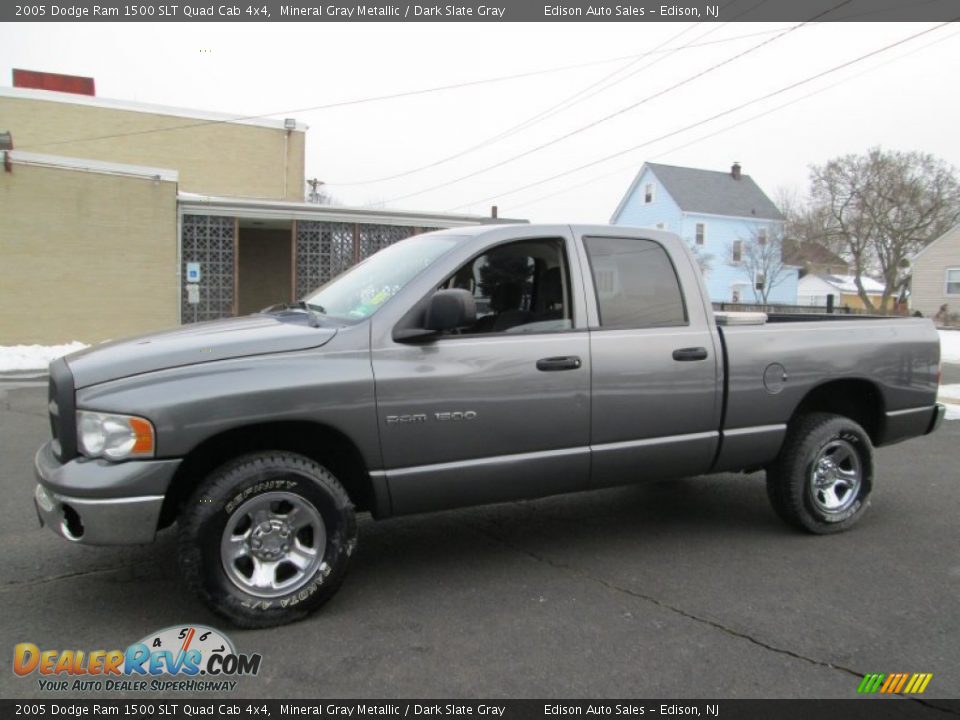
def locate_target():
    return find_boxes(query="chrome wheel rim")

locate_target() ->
[220,491,326,598]
[809,439,862,516]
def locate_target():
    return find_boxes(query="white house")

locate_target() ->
[797,274,886,310]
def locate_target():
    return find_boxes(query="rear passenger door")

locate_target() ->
[577,232,722,487]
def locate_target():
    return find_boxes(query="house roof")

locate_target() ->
[612,162,785,222]
[782,239,848,268]
[805,274,886,295]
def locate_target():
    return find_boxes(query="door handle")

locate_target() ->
[536,356,582,371]
[672,347,708,362]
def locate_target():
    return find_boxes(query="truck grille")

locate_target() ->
[48,358,77,462]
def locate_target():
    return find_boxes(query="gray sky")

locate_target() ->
[3,21,958,221]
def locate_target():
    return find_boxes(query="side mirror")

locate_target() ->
[394,289,476,342]
[426,288,476,331]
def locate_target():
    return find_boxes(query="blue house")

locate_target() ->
[610,162,798,304]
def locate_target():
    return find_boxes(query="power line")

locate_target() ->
[330,22,709,187]
[370,2,849,207]
[329,0,774,188]
[447,21,956,213]
[505,27,960,214]
[17,26,791,153]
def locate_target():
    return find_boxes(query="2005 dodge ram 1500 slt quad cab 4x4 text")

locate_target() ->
[33,224,945,626]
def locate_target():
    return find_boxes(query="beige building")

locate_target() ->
[2,86,305,201]
[910,224,960,322]
[0,76,512,344]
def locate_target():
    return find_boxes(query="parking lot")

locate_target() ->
[1,379,958,700]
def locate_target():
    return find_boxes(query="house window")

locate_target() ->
[755,272,766,291]
[695,223,706,246]
[644,183,655,204]
[757,228,768,246]
[732,240,743,263]
[731,288,741,303]
[947,268,960,295]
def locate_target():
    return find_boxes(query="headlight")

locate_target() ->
[76,411,155,461]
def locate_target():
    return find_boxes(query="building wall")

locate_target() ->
[1,92,305,200]
[0,161,178,344]
[611,167,683,231]
[682,213,797,304]
[911,225,960,317]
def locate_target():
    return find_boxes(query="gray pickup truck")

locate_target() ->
[34,224,945,626]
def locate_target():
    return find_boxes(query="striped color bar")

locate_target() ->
[857,673,932,694]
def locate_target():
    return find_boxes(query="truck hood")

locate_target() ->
[66,314,338,388]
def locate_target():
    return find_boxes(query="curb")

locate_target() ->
[0,370,48,382]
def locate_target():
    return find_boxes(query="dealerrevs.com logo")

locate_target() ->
[13,625,262,693]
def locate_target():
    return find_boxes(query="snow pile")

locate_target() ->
[940,330,960,365]
[938,384,960,421]
[0,343,88,372]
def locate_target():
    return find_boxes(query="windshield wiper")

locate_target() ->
[261,301,326,327]
[301,301,326,314]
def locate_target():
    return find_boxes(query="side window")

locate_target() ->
[584,236,687,329]
[441,238,573,335]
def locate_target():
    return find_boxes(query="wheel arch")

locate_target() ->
[788,378,884,444]
[159,420,383,528]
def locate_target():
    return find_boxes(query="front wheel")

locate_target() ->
[766,412,874,534]
[178,452,357,628]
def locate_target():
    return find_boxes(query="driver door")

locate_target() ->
[369,232,591,515]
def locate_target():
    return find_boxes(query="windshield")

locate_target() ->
[302,234,461,323]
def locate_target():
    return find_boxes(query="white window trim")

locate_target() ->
[695,223,706,246]
[644,183,655,204]
[946,267,960,296]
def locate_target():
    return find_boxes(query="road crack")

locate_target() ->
[467,518,959,714]
[0,562,145,592]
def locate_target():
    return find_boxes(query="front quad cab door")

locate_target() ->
[370,228,592,515]
[576,231,723,487]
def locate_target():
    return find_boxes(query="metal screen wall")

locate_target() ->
[295,222,442,298]
[181,215,235,324]
[295,221,355,300]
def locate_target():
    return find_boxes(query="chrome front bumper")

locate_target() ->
[33,442,180,545]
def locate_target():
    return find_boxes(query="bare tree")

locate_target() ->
[732,225,791,304]
[688,243,714,276]
[808,148,960,311]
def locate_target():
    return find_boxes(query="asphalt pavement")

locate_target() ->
[1,380,958,701]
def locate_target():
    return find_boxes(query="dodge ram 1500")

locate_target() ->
[33,224,945,626]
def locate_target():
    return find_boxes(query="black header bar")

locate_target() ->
[2,699,960,719]
[4,0,958,22]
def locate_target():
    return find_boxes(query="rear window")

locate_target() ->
[584,236,687,329]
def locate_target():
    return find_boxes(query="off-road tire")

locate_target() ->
[766,412,874,534]
[178,452,357,628]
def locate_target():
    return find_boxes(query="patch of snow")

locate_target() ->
[941,330,960,365]
[0,343,88,372]
[938,383,960,421]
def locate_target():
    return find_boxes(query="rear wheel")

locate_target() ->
[766,412,873,534]
[178,452,357,628]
